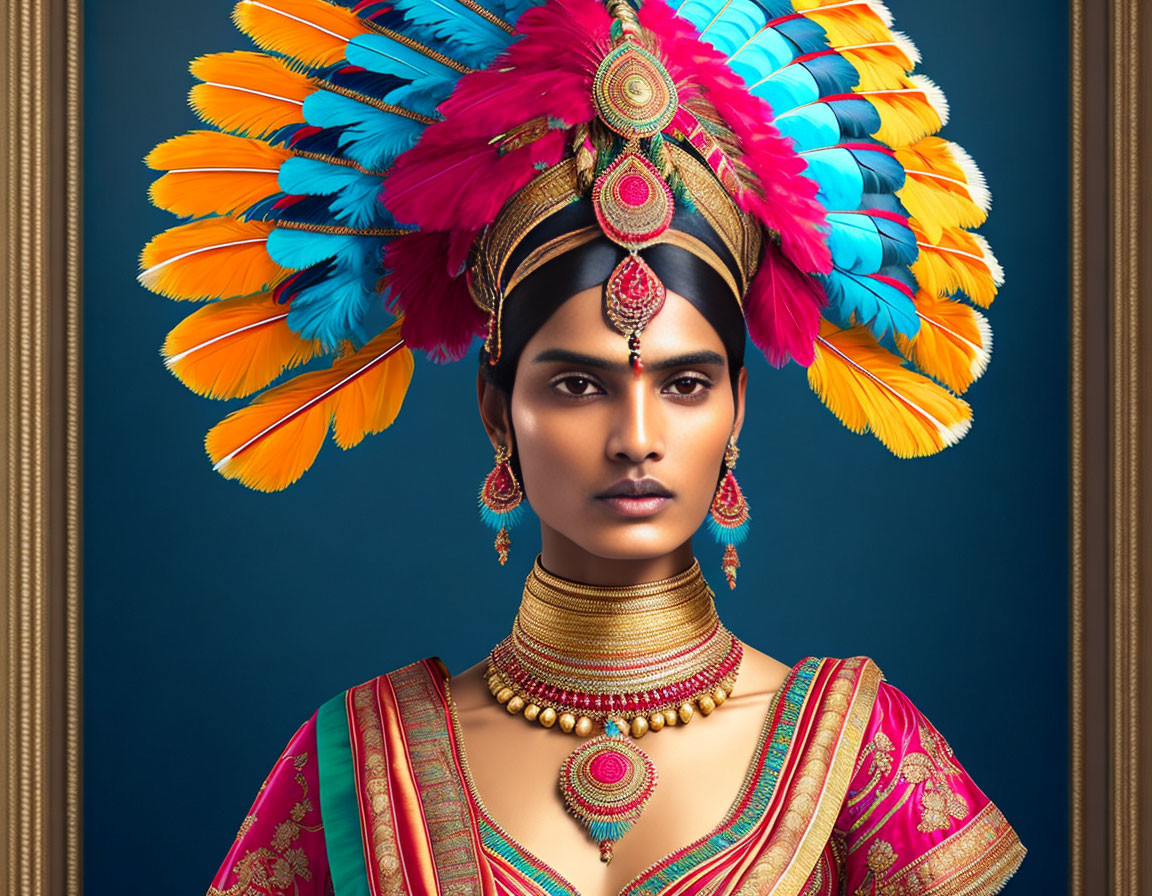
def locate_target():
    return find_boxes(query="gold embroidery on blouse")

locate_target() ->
[234,815,257,843]
[207,752,321,896]
[897,727,970,833]
[877,803,1026,896]
[847,731,894,810]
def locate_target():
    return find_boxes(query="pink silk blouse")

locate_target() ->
[206,656,1025,896]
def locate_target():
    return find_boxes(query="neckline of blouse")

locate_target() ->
[436,656,816,896]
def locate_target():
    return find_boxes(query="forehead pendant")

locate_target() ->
[591,40,678,371]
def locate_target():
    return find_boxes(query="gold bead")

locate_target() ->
[631,717,649,738]
[539,707,557,728]
[662,708,679,727]
[495,687,514,704]
[486,663,496,678]
[712,686,727,706]
[648,713,665,732]
[506,695,525,714]
[697,695,716,716]
[558,712,576,734]
[487,676,502,694]
[678,702,695,724]
[524,704,541,722]
[574,716,594,737]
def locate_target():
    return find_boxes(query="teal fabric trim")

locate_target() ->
[630,656,821,896]
[317,692,372,896]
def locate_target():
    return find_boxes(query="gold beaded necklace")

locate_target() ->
[486,556,742,863]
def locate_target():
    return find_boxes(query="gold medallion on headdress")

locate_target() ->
[591,40,679,369]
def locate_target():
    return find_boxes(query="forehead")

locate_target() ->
[523,285,728,362]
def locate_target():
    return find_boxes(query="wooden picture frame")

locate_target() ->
[1,0,1147,892]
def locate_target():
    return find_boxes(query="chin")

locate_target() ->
[563,524,693,562]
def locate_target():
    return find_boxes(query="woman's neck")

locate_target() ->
[538,528,696,587]
[502,554,733,696]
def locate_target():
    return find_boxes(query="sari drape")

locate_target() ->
[206,656,1025,896]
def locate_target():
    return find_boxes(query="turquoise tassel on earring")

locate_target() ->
[706,439,750,589]
[478,444,525,564]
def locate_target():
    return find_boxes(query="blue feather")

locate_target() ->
[802,146,905,209]
[728,28,798,85]
[287,265,382,348]
[826,212,916,272]
[802,149,864,210]
[278,157,392,229]
[266,227,371,270]
[698,0,767,56]
[749,57,858,115]
[774,98,881,151]
[345,33,462,117]
[319,64,412,104]
[302,92,425,170]
[388,0,514,69]
[823,269,920,340]
[266,229,384,346]
[275,259,335,304]
[283,126,349,158]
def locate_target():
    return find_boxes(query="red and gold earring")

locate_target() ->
[707,438,750,589]
[478,443,525,565]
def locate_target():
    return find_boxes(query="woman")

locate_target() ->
[139,0,1024,892]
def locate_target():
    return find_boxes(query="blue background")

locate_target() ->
[83,1,1068,893]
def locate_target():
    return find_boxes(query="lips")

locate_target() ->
[597,477,673,499]
[596,478,673,519]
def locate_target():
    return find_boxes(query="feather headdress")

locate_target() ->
[141,0,999,490]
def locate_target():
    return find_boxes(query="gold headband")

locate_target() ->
[469,146,763,363]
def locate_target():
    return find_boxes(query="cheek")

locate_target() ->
[510,400,599,501]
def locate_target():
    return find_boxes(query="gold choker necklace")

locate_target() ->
[485,556,742,863]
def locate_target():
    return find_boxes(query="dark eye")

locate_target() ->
[665,376,710,397]
[554,376,602,396]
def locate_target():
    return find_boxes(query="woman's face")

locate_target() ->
[487,285,746,576]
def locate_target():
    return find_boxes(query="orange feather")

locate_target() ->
[231,0,368,68]
[808,319,972,458]
[163,292,322,399]
[138,217,288,300]
[147,131,291,218]
[895,291,991,394]
[189,51,311,137]
[838,40,918,92]
[911,222,1003,307]
[896,137,988,241]
[858,75,947,147]
[205,323,414,491]
[800,3,894,46]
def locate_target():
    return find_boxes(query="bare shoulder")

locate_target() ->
[733,640,794,700]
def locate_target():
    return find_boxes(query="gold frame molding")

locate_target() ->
[0,0,1147,893]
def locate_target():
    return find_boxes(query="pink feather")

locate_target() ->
[384,232,487,363]
[743,242,828,367]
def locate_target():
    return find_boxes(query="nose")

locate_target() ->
[606,378,665,464]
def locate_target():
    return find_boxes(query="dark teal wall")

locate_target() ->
[84,1,1067,893]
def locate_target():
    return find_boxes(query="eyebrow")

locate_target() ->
[531,348,726,371]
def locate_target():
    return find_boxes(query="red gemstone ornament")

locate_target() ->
[710,470,748,530]
[478,444,524,565]
[604,254,666,369]
[558,727,658,863]
[592,152,674,249]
